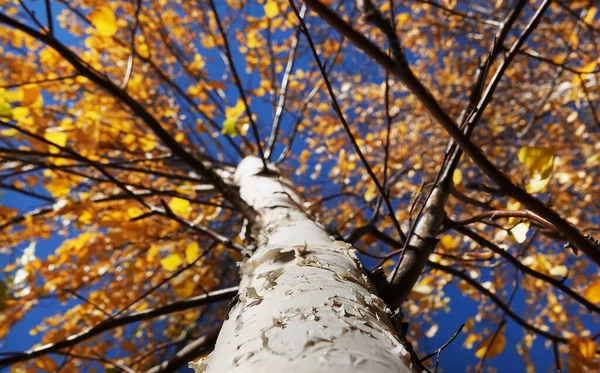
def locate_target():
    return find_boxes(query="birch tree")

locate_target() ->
[0,0,599,372]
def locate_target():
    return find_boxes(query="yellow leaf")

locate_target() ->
[569,33,579,48]
[452,169,463,185]
[35,356,58,372]
[191,53,206,70]
[586,153,600,166]
[44,131,67,154]
[12,106,30,120]
[409,277,435,300]
[264,0,279,18]
[518,146,555,174]
[247,29,261,48]
[518,146,555,193]
[168,197,191,219]
[139,135,156,152]
[464,333,482,349]
[475,330,506,358]
[0,98,11,118]
[338,149,356,172]
[584,278,600,303]
[90,6,118,37]
[584,6,597,24]
[526,175,551,193]
[160,254,182,271]
[364,182,377,202]
[222,99,248,136]
[221,117,238,136]
[2,89,23,103]
[185,242,200,263]
[579,59,598,74]
[173,280,195,297]
[147,244,159,263]
[440,234,461,250]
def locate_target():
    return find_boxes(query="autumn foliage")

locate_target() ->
[0,0,599,371]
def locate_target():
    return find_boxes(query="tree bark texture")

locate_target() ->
[190,156,416,373]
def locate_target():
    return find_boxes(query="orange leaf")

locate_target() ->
[584,278,600,303]
[475,330,506,358]
[568,337,599,373]
[35,356,58,372]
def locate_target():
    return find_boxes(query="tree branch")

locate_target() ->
[0,287,237,367]
[0,13,257,223]
[299,0,600,267]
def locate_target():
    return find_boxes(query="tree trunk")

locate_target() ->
[189,157,416,373]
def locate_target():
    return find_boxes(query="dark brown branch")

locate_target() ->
[0,287,237,367]
[427,261,567,343]
[299,0,600,266]
[289,0,406,243]
[207,0,266,164]
[455,226,600,314]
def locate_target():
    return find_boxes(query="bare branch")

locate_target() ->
[0,287,237,367]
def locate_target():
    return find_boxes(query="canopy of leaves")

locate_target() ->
[0,0,599,371]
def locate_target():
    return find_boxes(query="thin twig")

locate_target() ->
[299,0,600,266]
[0,287,237,367]
[265,4,306,160]
[289,0,406,243]
[208,0,267,165]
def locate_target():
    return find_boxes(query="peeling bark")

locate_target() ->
[190,157,417,373]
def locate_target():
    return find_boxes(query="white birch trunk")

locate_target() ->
[190,156,416,373]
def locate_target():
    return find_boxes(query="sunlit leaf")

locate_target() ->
[475,330,506,358]
[509,222,529,243]
[452,169,463,185]
[90,6,118,37]
[464,333,481,349]
[147,244,159,263]
[584,278,600,303]
[440,234,461,250]
[364,183,377,202]
[168,197,191,219]
[221,117,238,136]
[518,146,556,193]
[424,324,438,338]
[0,98,11,118]
[21,85,41,106]
[160,254,182,271]
[222,99,248,136]
[264,0,279,18]
[568,338,599,373]
[185,242,200,264]
[584,7,597,24]
[44,131,67,154]
[35,356,58,372]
